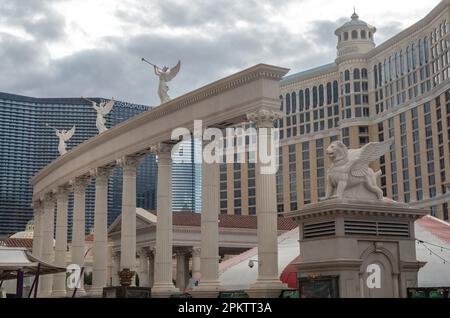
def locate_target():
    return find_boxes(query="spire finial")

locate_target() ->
[351,7,359,20]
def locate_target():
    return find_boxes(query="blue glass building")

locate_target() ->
[0,92,157,238]
[171,138,202,213]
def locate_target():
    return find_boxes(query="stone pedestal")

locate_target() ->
[285,199,427,298]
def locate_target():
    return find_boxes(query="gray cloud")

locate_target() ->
[0,0,411,107]
[0,0,66,41]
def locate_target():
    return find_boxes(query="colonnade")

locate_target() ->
[31,109,283,297]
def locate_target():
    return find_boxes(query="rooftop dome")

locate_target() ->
[9,219,34,239]
[334,10,377,58]
[335,10,376,35]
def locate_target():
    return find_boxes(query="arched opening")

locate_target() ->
[354,68,361,80]
[344,32,349,41]
[361,30,367,39]
[352,30,358,39]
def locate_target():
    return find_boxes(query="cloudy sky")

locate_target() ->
[0,0,441,106]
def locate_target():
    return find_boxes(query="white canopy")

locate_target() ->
[0,247,65,280]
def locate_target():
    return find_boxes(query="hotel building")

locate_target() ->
[220,0,450,221]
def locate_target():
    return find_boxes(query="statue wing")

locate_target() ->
[165,60,181,82]
[102,99,115,115]
[350,139,393,177]
[64,126,76,141]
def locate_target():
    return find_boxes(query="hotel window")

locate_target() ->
[326,82,332,104]
[333,81,339,103]
[374,65,378,88]
[285,93,291,115]
[276,150,284,213]
[345,70,350,81]
[305,88,310,110]
[319,85,324,107]
[313,86,318,108]
[289,144,297,211]
[302,142,311,204]
[291,92,297,114]
[299,90,304,112]
[316,139,325,198]
[248,158,256,215]
[342,127,350,147]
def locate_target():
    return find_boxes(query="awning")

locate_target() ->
[0,247,66,281]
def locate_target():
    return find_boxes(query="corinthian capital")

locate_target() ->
[70,175,91,194]
[247,108,283,128]
[150,142,173,155]
[91,166,115,185]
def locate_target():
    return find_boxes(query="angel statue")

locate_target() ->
[83,97,115,134]
[142,58,181,104]
[46,124,76,156]
[325,139,393,201]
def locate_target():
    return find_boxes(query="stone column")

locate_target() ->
[91,167,114,296]
[138,248,149,287]
[191,247,201,281]
[52,186,71,297]
[175,251,189,291]
[152,143,178,297]
[31,200,44,258]
[118,156,141,273]
[194,157,221,297]
[247,109,286,298]
[40,193,56,297]
[111,251,120,286]
[71,175,90,296]
[147,248,155,287]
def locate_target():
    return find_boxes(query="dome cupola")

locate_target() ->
[335,10,376,58]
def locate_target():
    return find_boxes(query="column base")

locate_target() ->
[246,279,287,298]
[88,287,105,298]
[51,290,68,298]
[191,280,221,298]
[151,283,179,298]
[37,291,53,298]
[67,288,87,298]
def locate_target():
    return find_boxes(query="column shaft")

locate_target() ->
[40,196,55,297]
[152,146,177,296]
[92,169,111,294]
[247,109,285,297]
[52,190,69,297]
[198,161,220,287]
[71,177,89,294]
[32,202,44,258]
[120,159,138,270]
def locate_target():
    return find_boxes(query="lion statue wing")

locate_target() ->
[350,139,393,177]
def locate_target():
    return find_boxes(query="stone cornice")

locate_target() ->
[295,259,363,272]
[285,199,427,221]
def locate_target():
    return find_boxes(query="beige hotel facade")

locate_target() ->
[219,0,450,221]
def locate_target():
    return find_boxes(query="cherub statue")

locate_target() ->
[47,124,76,156]
[142,58,181,104]
[325,139,392,200]
[83,97,114,134]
